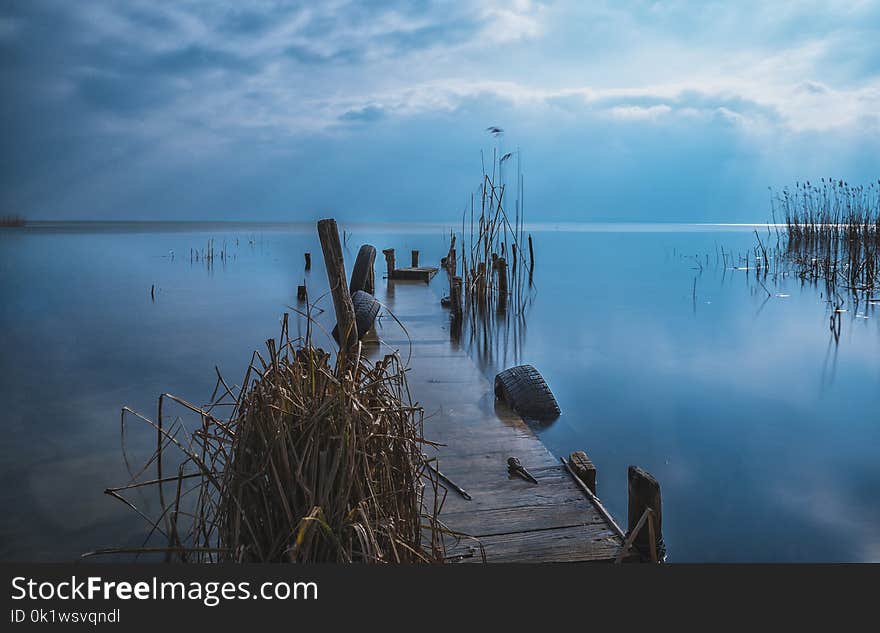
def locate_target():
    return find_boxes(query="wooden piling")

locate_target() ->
[447,248,456,276]
[304,252,311,270]
[317,219,357,355]
[569,451,596,495]
[382,248,395,279]
[451,276,463,316]
[627,466,663,561]
[297,284,307,301]
[495,257,507,301]
[411,250,419,268]
[476,262,487,299]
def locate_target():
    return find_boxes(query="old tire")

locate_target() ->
[332,290,380,343]
[350,244,376,295]
[494,365,560,420]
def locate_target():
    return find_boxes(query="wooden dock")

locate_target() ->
[381,248,438,283]
[374,280,627,563]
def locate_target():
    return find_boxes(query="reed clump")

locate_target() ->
[445,144,534,318]
[101,315,448,563]
[774,179,880,293]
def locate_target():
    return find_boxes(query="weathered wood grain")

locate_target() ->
[371,281,625,563]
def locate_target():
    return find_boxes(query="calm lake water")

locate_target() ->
[1,222,878,562]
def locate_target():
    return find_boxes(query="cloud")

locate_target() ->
[339,104,385,123]
[0,0,878,221]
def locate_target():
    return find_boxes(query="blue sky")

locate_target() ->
[1,1,879,222]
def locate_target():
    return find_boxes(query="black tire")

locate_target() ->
[349,244,376,295]
[332,290,380,343]
[494,365,560,420]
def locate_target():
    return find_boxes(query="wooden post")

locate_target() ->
[411,250,419,268]
[448,248,456,276]
[297,284,307,301]
[476,262,487,299]
[451,276,463,317]
[382,248,395,279]
[497,257,508,297]
[318,219,357,355]
[304,252,311,270]
[569,451,596,495]
[627,466,663,561]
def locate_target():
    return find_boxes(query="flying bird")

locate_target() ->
[500,152,513,163]
[486,126,504,137]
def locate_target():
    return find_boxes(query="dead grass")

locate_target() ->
[94,313,453,563]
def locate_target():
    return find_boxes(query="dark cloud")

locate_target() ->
[1,1,878,222]
[339,105,386,123]
[284,45,361,65]
[148,44,257,74]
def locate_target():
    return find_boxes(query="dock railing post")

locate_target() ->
[318,219,358,359]
[627,465,664,562]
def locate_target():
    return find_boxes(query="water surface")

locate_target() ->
[0,222,877,561]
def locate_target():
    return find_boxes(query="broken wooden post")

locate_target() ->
[317,219,357,355]
[382,248,395,279]
[297,284,307,301]
[497,257,508,297]
[569,451,596,495]
[447,248,456,276]
[411,250,419,267]
[451,276,463,317]
[476,262,487,299]
[304,252,311,270]
[627,466,663,561]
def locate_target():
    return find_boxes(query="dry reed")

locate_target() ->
[96,313,451,563]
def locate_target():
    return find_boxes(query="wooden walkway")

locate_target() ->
[374,280,626,563]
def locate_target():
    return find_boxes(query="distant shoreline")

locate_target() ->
[4,219,783,234]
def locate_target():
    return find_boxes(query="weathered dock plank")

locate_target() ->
[374,281,625,563]
[390,266,439,282]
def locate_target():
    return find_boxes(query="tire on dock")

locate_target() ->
[349,244,376,295]
[494,365,560,420]
[333,290,380,343]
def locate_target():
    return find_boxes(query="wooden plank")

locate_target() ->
[449,525,621,564]
[439,499,603,537]
[390,266,439,282]
[367,279,625,563]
